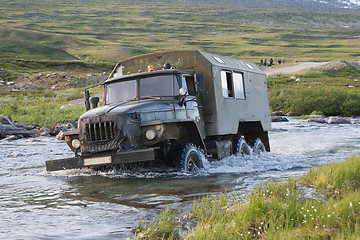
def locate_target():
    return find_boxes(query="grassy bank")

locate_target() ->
[1,62,359,127]
[0,89,87,128]
[268,63,360,116]
[134,155,360,239]
[0,58,114,81]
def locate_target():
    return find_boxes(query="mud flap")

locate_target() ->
[45,148,159,171]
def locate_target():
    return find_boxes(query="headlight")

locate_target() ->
[72,139,81,149]
[145,129,156,141]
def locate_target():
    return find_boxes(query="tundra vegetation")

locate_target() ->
[1,0,360,126]
[268,63,360,116]
[0,89,85,128]
[0,0,359,64]
[134,155,360,239]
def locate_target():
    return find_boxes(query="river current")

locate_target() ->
[1,119,360,239]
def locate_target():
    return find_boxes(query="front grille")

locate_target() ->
[86,121,115,142]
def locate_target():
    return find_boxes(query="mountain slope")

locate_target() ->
[0,0,359,63]
[165,0,360,10]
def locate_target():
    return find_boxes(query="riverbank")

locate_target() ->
[0,115,76,140]
[134,155,360,239]
[266,61,360,117]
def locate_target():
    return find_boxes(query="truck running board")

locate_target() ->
[46,148,158,172]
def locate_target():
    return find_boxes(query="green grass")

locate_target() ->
[0,58,113,74]
[0,0,359,64]
[0,89,87,128]
[302,155,360,197]
[1,0,360,124]
[268,63,360,116]
[0,58,114,81]
[134,156,360,239]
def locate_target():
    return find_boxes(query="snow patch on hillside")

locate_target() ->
[314,0,360,8]
[348,0,360,6]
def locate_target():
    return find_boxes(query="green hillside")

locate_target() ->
[0,0,359,67]
[1,0,360,126]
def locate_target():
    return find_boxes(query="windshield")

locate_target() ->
[106,80,136,104]
[105,74,180,104]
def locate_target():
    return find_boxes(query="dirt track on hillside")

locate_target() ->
[263,60,360,76]
[263,62,330,75]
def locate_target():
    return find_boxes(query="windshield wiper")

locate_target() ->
[138,96,163,100]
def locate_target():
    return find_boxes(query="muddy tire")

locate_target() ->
[234,137,251,156]
[253,138,266,154]
[175,144,204,172]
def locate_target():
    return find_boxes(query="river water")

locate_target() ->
[1,119,360,239]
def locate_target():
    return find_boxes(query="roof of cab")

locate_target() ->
[107,50,264,79]
[105,69,183,84]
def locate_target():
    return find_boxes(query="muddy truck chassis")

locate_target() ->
[46,50,271,172]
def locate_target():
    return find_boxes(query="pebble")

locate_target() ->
[29,138,41,142]
[12,152,20,157]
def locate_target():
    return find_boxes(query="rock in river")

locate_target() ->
[328,117,351,124]
[271,116,289,122]
[0,115,35,140]
[0,124,34,140]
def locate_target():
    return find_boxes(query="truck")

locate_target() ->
[46,50,271,172]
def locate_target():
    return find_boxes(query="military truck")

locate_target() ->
[46,50,271,172]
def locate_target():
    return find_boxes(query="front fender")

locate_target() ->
[139,120,206,150]
[64,129,79,153]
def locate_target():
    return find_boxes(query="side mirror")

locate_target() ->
[84,90,90,111]
[90,96,99,109]
[179,88,187,106]
[179,88,187,96]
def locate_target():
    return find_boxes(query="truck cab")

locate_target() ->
[46,50,271,172]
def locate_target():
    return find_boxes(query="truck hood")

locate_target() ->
[80,99,175,119]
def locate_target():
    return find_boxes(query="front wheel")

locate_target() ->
[176,144,204,172]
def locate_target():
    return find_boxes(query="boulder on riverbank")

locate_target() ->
[271,116,289,122]
[305,116,359,124]
[305,117,328,124]
[270,113,359,125]
[0,115,76,140]
[0,116,35,140]
[327,116,351,124]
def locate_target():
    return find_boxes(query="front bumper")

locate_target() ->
[45,148,158,171]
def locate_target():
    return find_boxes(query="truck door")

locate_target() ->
[183,74,206,139]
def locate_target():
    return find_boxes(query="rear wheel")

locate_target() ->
[234,137,251,156]
[253,138,266,154]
